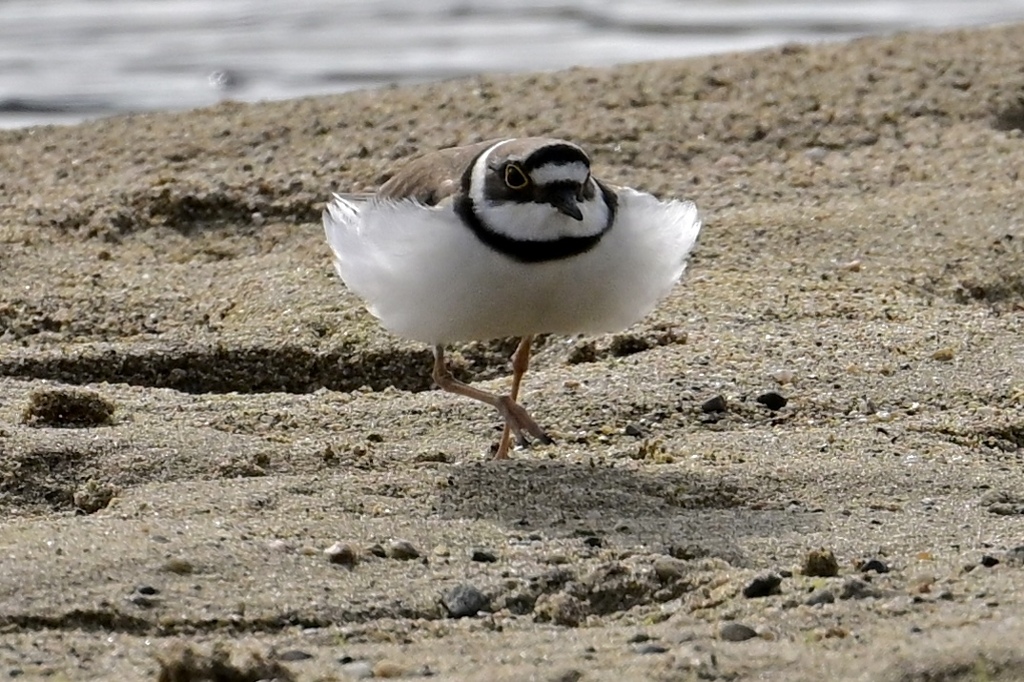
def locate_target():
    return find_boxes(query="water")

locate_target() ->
[2,0,1024,128]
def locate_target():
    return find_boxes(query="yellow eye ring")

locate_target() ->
[504,164,529,190]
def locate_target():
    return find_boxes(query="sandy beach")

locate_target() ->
[1,23,1024,681]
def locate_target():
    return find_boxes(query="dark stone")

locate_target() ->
[805,589,835,606]
[701,395,728,414]
[839,577,881,600]
[860,558,890,573]
[277,650,313,661]
[755,392,788,411]
[1004,545,1024,566]
[719,622,758,642]
[636,643,668,654]
[980,554,1001,568]
[441,584,490,618]
[471,549,498,563]
[742,572,782,598]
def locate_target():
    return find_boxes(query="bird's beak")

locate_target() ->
[547,187,584,221]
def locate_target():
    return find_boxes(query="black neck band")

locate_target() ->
[455,181,618,264]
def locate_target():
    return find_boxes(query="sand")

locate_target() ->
[1,22,1024,682]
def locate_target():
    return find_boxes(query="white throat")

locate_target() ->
[468,141,610,242]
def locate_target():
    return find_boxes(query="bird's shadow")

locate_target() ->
[433,458,817,568]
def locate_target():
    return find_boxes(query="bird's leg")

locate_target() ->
[432,344,551,457]
[494,335,535,459]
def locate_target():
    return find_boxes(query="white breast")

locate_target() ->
[323,189,701,345]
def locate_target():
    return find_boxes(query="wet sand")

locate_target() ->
[1,23,1024,681]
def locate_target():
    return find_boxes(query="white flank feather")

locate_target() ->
[323,190,701,345]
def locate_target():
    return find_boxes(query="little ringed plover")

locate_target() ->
[324,137,701,459]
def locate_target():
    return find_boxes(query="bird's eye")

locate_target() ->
[504,164,529,190]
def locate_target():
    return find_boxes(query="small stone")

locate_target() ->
[742,572,782,598]
[859,558,890,573]
[701,395,728,414]
[372,660,406,678]
[277,649,313,661]
[135,585,159,596]
[636,643,668,654]
[471,548,497,563]
[534,592,585,627]
[805,589,835,606]
[441,584,490,618]
[931,347,955,362]
[1004,545,1024,566]
[755,392,787,411]
[627,632,651,643]
[624,423,644,437]
[386,540,420,560]
[339,660,374,679]
[550,671,583,682]
[839,577,881,600]
[719,622,758,642]
[653,556,687,582]
[980,554,1000,568]
[772,369,797,385]
[127,592,157,608]
[582,536,603,548]
[73,480,118,514]
[366,543,387,558]
[802,548,839,577]
[160,558,194,575]
[325,542,359,567]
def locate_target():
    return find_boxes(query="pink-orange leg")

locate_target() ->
[494,335,535,459]
[432,339,551,459]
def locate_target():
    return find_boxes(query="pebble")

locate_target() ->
[339,660,374,679]
[366,543,387,558]
[160,558,194,575]
[719,622,758,642]
[624,423,644,437]
[277,649,313,661]
[372,660,407,678]
[742,572,782,598]
[386,540,420,560]
[859,558,890,573]
[636,643,668,654]
[839,577,881,600]
[325,542,359,567]
[471,549,497,563]
[441,583,490,618]
[533,592,585,627]
[1004,545,1024,566]
[802,548,840,577]
[701,395,728,414]
[653,556,688,582]
[980,554,1000,568]
[805,589,835,606]
[772,368,797,384]
[550,671,583,682]
[755,392,788,411]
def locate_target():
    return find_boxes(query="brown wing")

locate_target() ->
[377,139,503,205]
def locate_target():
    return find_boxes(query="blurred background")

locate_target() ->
[2,0,1024,129]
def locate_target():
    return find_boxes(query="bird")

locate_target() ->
[323,137,701,459]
